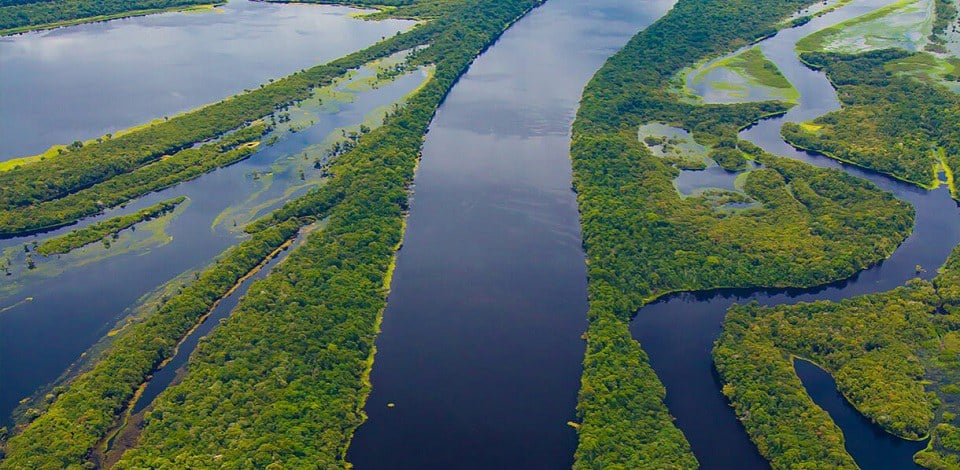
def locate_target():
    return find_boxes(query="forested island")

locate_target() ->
[711,0,960,467]
[716,248,960,468]
[0,0,544,467]
[566,0,936,465]
[0,0,220,35]
[2,0,960,467]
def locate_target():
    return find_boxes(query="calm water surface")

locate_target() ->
[348,0,675,468]
[0,4,423,423]
[632,0,957,468]
[0,0,412,159]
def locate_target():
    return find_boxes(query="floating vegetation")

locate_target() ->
[687,47,799,104]
[797,0,937,53]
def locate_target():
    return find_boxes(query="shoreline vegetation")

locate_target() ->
[0,0,545,467]
[0,3,423,238]
[0,0,221,36]
[35,197,187,256]
[714,1,960,469]
[781,50,960,200]
[715,246,960,468]
[569,0,921,466]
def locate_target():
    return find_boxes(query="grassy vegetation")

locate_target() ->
[0,219,302,469]
[781,49,960,198]
[35,197,186,256]
[726,48,795,90]
[0,15,434,237]
[796,0,935,53]
[714,246,960,469]
[0,123,268,237]
[691,47,799,103]
[568,0,924,466]
[0,0,544,467]
[0,0,219,36]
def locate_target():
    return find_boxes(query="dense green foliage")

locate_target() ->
[35,197,186,256]
[782,49,960,194]
[715,246,960,469]
[0,124,268,236]
[1,0,541,466]
[0,0,215,35]
[568,0,926,466]
[0,219,301,469]
[110,0,541,467]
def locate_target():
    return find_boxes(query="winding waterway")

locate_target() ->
[632,0,959,468]
[0,6,425,424]
[2,0,953,466]
[347,0,675,467]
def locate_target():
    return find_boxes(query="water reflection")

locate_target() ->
[0,0,413,159]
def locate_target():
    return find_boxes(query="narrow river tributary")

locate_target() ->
[632,1,960,468]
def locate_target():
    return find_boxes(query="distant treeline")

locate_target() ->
[0,0,217,34]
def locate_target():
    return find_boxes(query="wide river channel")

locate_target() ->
[351,0,959,468]
[1,0,954,467]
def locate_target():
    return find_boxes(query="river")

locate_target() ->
[0,0,412,160]
[1,0,951,466]
[347,0,675,467]
[0,4,424,424]
[631,0,958,468]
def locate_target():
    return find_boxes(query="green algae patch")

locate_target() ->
[639,123,711,168]
[0,197,192,300]
[36,197,187,256]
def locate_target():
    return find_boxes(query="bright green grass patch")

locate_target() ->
[688,46,799,104]
[724,47,795,90]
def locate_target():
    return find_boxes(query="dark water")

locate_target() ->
[130,229,304,415]
[347,0,675,468]
[0,0,412,159]
[0,54,428,422]
[675,163,754,195]
[795,359,926,469]
[631,0,960,468]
